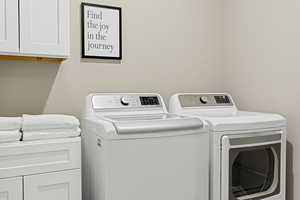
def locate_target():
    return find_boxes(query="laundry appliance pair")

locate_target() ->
[81,93,286,200]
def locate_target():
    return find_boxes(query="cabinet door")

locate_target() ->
[0,177,22,200]
[24,169,81,200]
[19,0,70,57]
[0,0,19,53]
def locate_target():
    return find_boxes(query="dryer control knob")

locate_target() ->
[200,96,208,104]
[120,97,130,106]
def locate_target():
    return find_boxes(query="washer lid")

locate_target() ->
[103,113,203,135]
[193,111,286,131]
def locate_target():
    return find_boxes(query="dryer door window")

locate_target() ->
[229,143,281,200]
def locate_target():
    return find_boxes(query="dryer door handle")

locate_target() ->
[222,131,283,149]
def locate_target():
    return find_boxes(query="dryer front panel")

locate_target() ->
[221,131,284,200]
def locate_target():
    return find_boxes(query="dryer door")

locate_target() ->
[221,132,282,200]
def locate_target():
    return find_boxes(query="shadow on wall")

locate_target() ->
[0,60,60,116]
[287,141,294,200]
[80,58,121,64]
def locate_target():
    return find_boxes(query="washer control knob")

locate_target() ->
[120,97,130,106]
[200,96,208,104]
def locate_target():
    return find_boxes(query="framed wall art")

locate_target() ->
[81,3,122,59]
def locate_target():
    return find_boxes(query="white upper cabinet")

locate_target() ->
[0,0,19,54]
[0,0,69,59]
[20,0,70,57]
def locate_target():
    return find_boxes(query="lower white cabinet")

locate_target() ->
[0,177,22,200]
[24,169,81,200]
[0,139,81,200]
[0,170,81,200]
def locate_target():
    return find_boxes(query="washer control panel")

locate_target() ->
[140,96,160,106]
[179,94,233,107]
[92,94,162,110]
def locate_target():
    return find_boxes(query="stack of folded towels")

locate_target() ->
[0,117,22,143]
[22,114,81,141]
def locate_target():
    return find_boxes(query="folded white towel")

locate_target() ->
[22,114,80,131]
[0,130,22,143]
[22,128,81,141]
[0,117,22,131]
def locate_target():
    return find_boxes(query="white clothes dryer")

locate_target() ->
[81,93,210,200]
[169,93,286,200]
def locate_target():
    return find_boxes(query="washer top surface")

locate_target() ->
[169,93,286,132]
[101,113,203,136]
[82,93,207,139]
[103,113,182,122]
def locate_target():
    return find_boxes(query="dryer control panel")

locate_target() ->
[179,94,233,107]
[92,94,163,110]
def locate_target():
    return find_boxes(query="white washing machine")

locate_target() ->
[169,93,286,200]
[81,93,209,200]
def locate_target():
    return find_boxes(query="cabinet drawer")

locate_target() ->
[24,169,81,200]
[0,137,81,178]
[0,177,22,200]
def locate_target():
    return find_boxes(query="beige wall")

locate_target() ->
[223,0,300,199]
[0,0,223,117]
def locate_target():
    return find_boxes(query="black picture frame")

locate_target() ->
[81,3,122,60]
